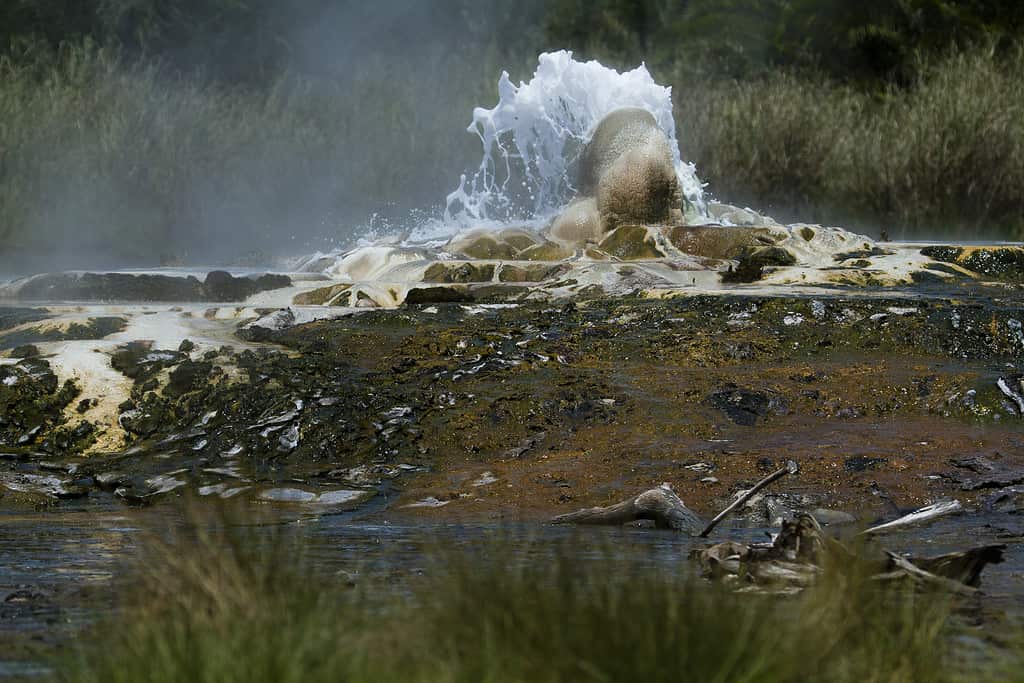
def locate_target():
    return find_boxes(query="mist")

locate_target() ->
[3,0,1023,279]
[0,0,550,277]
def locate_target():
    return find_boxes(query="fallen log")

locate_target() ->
[860,500,962,536]
[696,512,1004,594]
[875,552,979,596]
[908,544,1006,587]
[551,483,703,534]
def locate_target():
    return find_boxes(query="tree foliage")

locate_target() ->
[0,0,546,84]
[545,0,1024,86]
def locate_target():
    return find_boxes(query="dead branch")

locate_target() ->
[876,552,979,596]
[859,500,962,536]
[699,460,799,538]
[551,483,703,534]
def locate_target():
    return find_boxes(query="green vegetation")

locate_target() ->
[546,0,1024,84]
[677,46,1024,238]
[2,1,1024,271]
[59,507,1019,683]
[0,44,517,271]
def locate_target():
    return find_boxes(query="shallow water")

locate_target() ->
[0,504,693,677]
[2,499,1023,678]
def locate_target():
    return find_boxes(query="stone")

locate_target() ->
[9,345,39,359]
[498,264,569,283]
[922,245,1024,282]
[721,246,797,284]
[316,489,373,506]
[706,386,772,426]
[405,286,473,305]
[8,270,289,303]
[292,284,351,306]
[810,508,857,525]
[110,342,185,380]
[844,456,886,472]
[577,108,682,232]
[423,263,496,283]
[165,360,213,398]
[446,235,518,260]
[518,242,574,261]
[597,144,681,231]
[0,472,86,499]
[202,270,291,302]
[495,228,543,252]
[670,226,783,260]
[258,488,318,503]
[0,316,127,351]
[548,198,603,244]
[597,225,665,260]
[950,456,1024,490]
[14,272,204,302]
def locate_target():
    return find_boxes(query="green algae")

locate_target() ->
[598,225,665,260]
[922,245,1024,282]
[2,294,1023,511]
[0,316,127,351]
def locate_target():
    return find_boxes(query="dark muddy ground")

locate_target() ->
[4,294,1024,516]
[3,291,1024,676]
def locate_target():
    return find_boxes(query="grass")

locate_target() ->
[3,43,1024,275]
[56,505,1022,683]
[0,44,507,273]
[677,46,1024,240]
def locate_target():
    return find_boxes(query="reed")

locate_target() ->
[677,46,1024,239]
[59,505,1018,683]
[3,42,1024,276]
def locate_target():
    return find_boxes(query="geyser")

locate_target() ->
[432,50,706,240]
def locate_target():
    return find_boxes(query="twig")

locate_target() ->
[699,460,799,538]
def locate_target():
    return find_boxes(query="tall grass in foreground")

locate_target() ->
[678,46,1024,239]
[59,508,1020,683]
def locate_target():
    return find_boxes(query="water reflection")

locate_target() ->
[2,504,1022,678]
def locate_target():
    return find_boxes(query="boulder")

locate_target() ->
[423,263,496,283]
[292,284,351,306]
[519,242,574,261]
[498,264,570,283]
[597,225,665,260]
[578,108,683,231]
[548,198,603,244]
[202,271,292,302]
[446,235,518,260]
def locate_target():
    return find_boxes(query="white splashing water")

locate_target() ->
[428,50,706,240]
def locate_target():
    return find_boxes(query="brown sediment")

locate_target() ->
[391,359,1023,524]
[2,294,1023,516]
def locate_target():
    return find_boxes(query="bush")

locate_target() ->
[0,43,506,273]
[678,46,1024,239]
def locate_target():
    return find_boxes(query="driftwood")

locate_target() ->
[906,544,1006,587]
[552,461,799,537]
[699,460,799,538]
[860,500,962,536]
[556,474,999,593]
[696,512,1005,594]
[551,483,703,534]
[875,552,979,596]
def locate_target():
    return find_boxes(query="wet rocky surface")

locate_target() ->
[2,286,1024,678]
[2,270,292,304]
[1,292,1023,523]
